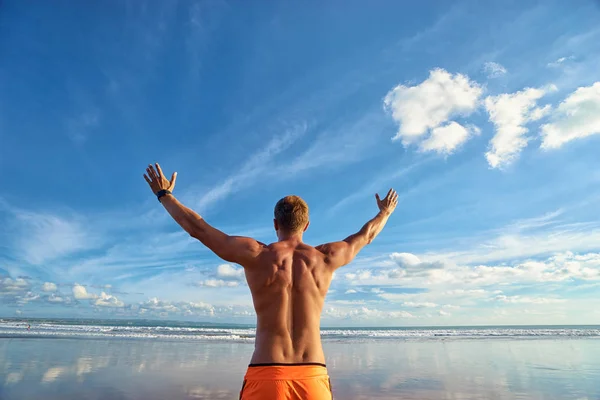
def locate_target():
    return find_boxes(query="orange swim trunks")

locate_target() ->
[239,363,333,400]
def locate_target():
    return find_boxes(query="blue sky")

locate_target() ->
[1,0,600,326]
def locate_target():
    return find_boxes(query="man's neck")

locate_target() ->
[276,231,304,242]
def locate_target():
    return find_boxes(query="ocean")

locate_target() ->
[1,319,599,399]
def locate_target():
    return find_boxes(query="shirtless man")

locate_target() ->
[144,163,398,400]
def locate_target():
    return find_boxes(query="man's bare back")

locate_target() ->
[144,163,398,369]
[245,241,333,364]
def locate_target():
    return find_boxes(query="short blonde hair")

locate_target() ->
[274,195,309,233]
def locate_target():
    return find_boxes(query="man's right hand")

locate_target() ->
[375,189,398,215]
[144,163,177,196]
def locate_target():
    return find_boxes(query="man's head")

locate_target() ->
[274,195,309,236]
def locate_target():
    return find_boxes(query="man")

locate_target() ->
[144,163,398,400]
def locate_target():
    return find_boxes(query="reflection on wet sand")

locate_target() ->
[1,338,598,399]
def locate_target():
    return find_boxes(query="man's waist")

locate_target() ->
[244,363,328,381]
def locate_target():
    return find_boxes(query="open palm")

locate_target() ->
[375,189,398,214]
[144,163,177,195]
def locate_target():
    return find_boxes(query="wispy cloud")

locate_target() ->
[194,279,240,288]
[494,294,566,304]
[427,221,600,266]
[483,61,507,78]
[8,207,98,265]
[281,111,387,175]
[185,0,230,83]
[66,110,100,144]
[323,306,413,321]
[189,123,307,213]
[329,161,425,214]
[547,56,575,68]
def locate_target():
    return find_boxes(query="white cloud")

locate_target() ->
[432,221,600,266]
[444,289,487,296]
[137,297,216,317]
[216,264,244,280]
[345,270,374,281]
[438,310,451,317]
[483,62,507,78]
[138,297,180,313]
[402,301,438,308]
[485,85,556,168]
[0,277,30,294]
[442,304,461,310]
[47,294,66,303]
[390,252,421,267]
[547,56,575,68]
[42,367,67,383]
[94,292,124,308]
[5,372,23,385]
[195,279,239,288]
[345,289,357,294]
[16,292,40,305]
[41,282,57,292]
[433,251,600,287]
[540,82,600,149]
[495,295,566,304]
[419,122,480,155]
[529,104,552,121]
[187,301,214,312]
[72,284,98,300]
[389,252,445,278]
[343,250,600,295]
[384,68,483,149]
[323,306,413,320]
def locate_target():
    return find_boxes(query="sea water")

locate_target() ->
[1,319,599,399]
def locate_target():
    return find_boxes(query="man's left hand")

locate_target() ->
[144,163,177,195]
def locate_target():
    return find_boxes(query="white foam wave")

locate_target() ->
[1,322,599,342]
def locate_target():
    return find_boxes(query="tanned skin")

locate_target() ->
[144,163,398,364]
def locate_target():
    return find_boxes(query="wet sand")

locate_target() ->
[1,337,599,399]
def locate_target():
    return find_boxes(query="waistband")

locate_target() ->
[244,363,328,381]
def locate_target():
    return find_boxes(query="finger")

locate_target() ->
[375,193,381,202]
[386,188,393,199]
[147,165,158,180]
[170,172,177,188]
[143,174,151,184]
[146,167,157,182]
[155,163,164,179]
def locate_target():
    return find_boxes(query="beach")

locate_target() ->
[1,321,599,399]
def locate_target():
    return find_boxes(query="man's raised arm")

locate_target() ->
[316,189,398,270]
[144,164,264,266]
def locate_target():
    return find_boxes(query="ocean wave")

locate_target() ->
[2,321,600,342]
